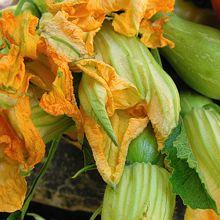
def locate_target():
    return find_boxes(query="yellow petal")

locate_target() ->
[108,0,174,47]
[113,0,148,37]
[39,58,83,141]
[0,45,25,92]
[0,114,26,165]
[45,0,87,15]
[26,53,56,91]
[39,11,88,62]
[82,109,148,185]
[140,18,174,48]
[82,28,100,55]
[144,0,175,19]
[185,208,220,220]
[43,1,105,55]
[45,0,105,31]
[6,96,45,169]
[0,148,26,212]
[76,59,141,115]
[0,11,39,58]
[86,0,122,13]
[0,115,28,212]
[73,10,105,32]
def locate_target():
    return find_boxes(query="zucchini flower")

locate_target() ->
[0,2,83,141]
[0,92,74,212]
[0,11,44,212]
[77,23,180,185]
[77,58,148,185]
[180,91,220,212]
[102,163,175,220]
[32,0,175,53]
[87,0,175,48]
[0,10,39,106]
[185,207,220,220]
[0,96,45,212]
[25,39,83,142]
[0,8,77,212]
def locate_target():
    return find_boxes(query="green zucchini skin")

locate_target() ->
[161,14,220,100]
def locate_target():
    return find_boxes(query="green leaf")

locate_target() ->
[182,104,220,212]
[163,121,217,212]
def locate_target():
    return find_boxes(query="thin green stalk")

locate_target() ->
[151,48,162,67]
[20,137,61,220]
[14,0,26,16]
[72,164,96,179]
[89,204,102,220]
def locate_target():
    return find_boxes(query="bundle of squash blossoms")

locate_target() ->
[0,0,220,219]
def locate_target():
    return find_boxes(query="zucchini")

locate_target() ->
[160,13,220,100]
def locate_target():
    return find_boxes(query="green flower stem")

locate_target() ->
[72,164,96,179]
[20,137,61,220]
[14,0,26,16]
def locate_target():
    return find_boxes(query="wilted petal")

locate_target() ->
[82,28,100,55]
[0,45,25,93]
[0,11,39,59]
[25,54,55,91]
[144,0,175,19]
[0,148,26,212]
[0,115,28,212]
[44,0,87,14]
[39,12,88,62]
[86,0,122,13]
[113,0,148,37]
[6,96,45,169]
[110,0,174,47]
[185,208,220,220]
[82,109,148,185]
[0,114,26,165]
[39,58,83,141]
[0,44,32,107]
[140,18,174,48]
